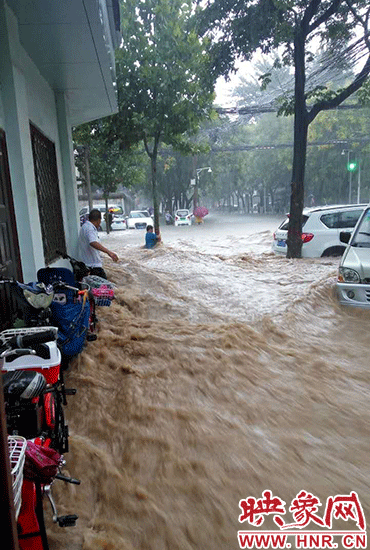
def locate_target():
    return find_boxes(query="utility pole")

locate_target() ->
[194,167,212,212]
[357,163,361,204]
[84,146,93,212]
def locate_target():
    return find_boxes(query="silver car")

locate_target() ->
[337,204,370,308]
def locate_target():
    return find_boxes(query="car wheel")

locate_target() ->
[321,246,345,257]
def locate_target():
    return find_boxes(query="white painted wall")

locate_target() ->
[0,2,79,280]
[0,95,4,128]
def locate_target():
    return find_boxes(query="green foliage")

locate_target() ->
[73,121,146,198]
[187,75,370,211]
[199,0,370,257]
[357,79,370,105]
[111,0,216,156]
[106,0,218,230]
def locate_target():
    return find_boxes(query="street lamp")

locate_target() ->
[196,166,212,178]
[194,167,212,211]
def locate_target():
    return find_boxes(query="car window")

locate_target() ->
[337,209,363,228]
[280,218,289,231]
[130,212,146,218]
[351,209,370,247]
[280,215,308,231]
[321,209,363,229]
[177,210,189,216]
[320,212,338,228]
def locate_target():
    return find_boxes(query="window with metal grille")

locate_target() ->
[30,124,66,264]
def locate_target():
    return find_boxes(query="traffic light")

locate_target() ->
[347,160,358,172]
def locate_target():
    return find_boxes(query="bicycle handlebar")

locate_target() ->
[52,281,79,292]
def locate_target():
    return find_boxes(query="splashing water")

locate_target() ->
[47,214,370,549]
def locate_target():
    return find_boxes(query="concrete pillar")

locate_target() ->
[55,91,80,257]
[0,2,42,281]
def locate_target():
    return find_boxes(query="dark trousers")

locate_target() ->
[89,266,107,280]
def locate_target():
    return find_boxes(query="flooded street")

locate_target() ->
[48,213,370,550]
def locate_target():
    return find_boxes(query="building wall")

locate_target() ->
[0,2,78,281]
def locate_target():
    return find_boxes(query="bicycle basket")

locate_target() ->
[0,327,61,384]
[91,286,115,307]
[8,435,27,519]
[82,275,116,290]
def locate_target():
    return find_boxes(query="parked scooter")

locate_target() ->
[1,272,93,360]
[165,212,174,225]
[0,277,54,327]
[1,327,80,549]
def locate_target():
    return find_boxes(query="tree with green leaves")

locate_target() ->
[108,0,216,233]
[198,0,370,257]
[74,120,146,231]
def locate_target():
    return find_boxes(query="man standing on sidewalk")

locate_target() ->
[78,209,118,278]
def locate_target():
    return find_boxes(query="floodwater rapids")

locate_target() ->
[47,213,370,550]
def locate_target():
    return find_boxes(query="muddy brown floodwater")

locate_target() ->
[47,214,370,550]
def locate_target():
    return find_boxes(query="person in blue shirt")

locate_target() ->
[145,225,161,249]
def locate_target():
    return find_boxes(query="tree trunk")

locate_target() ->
[287,29,308,259]
[151,154,160,235]
[104,196,110,234]
[144,134,161,235]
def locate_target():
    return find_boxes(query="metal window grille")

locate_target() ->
[30,124,66,264]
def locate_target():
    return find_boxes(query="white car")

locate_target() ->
[337,204,370,308]
[126,210,153,229]
[174,209,192,226]
[100,213,127,231]
[79,205,127,230]
[272,204,366,258]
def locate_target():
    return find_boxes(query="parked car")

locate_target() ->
[174,209,192,226]
[337,204,370,308]
[272,204,366,258]
[79,205,127,230]
[126,210,153,229]
[79,206,89,218]
[100,213,127,231]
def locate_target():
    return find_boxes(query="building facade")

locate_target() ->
[0,0,120,296]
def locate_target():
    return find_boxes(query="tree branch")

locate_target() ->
[307,54,370,123]
[302,0,322,35]
[143,132,153,158]
[345,0,370,50]
[308,0,342,34]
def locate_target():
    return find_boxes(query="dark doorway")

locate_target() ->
[0,129,22,331]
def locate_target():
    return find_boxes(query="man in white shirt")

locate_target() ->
[78,209,118,279]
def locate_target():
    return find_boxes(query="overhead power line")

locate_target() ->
[210,137,370,153]
[214,103,365,116]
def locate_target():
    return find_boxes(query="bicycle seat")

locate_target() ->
[2,370,47,400]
